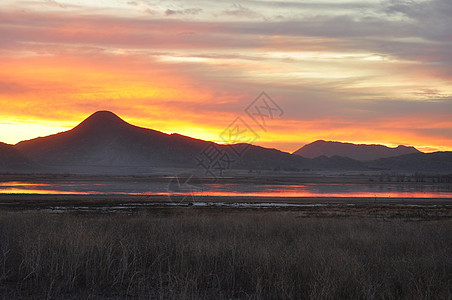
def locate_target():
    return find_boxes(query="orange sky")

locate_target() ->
[1,1,451,153]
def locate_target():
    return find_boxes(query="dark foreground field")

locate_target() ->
[0,208,450,299]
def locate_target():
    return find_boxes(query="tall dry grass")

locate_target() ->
[0,211,450,299]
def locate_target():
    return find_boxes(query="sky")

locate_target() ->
[0,0,451,153]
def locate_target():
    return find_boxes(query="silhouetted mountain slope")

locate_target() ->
[0,142,37,172]
[311,155,367,170]
[294,140,420,161]
[368,152,452,172]
[16,111,207,169]
[15,111,308,173]
[13,111,368,174]
[230,143,311,170]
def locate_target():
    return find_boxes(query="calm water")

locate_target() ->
[0,181,451,198]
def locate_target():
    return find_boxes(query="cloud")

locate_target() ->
[165,9,177,16]
[165,8,203,16]
[0,1,451,151]
[45,0,68,9]
[0,80,34,95]
[223,3,260,18]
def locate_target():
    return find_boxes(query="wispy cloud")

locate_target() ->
[222,3,260,18]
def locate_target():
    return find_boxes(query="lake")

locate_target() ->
[1,180,451,198]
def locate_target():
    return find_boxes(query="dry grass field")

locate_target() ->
[0,208,450,299]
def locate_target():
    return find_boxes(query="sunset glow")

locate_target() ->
[1,0,451,152]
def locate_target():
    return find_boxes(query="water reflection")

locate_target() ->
[0,181,451,198]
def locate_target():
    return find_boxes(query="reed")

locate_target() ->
[0,211,450,299]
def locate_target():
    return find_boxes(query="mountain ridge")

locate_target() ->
[367,151,452,172]
[293,140,421,161]
[14,111,313,173]
[1,111,450,174]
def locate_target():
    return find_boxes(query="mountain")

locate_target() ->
[293,140,420,161]
[368,152,452,173]
[0,142,37,172]
[310,155,367,170]
[16,111,207,171]
[14,111,311,173]
[10,111,451,174]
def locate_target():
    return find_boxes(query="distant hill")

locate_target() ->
[311,155,367,170]
[0,142,37,172]
[368,152,452,173]
[294,140,420,161]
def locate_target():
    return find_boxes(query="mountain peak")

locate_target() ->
[74,111,129,132]
[84,110,124,123]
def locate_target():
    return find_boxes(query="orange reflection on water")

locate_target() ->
[188,190,452,198]
[0,182,100,195]
[0,188,91,195]
[0,182,451,198]
[0,182,51,187]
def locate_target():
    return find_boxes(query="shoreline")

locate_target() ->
[0,194,450,220]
